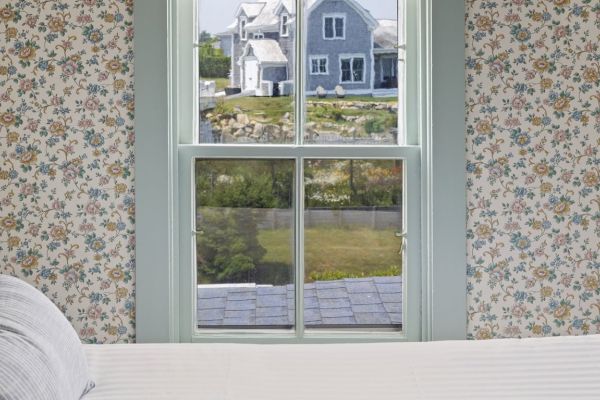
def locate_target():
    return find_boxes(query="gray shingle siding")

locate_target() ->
[306,0,373,92]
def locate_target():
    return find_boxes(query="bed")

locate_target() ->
[83,334,600,400]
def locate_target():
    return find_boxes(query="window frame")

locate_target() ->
[309,55,328,75]
[240,16,248,41]
[339,53,365,84]
[281,13,289,37]
[322,13,345,40]
[135,0,467,343]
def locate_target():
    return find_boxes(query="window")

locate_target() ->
[191,0,412,338]
[323,14,345,40]
[339,55,365,83]
[281,13,289,37]
[134,0,468,343]
[253,32,264,39]
[310,55,328,75]
[240,17,247,41]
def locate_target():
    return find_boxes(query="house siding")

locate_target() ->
[306,0,373,92]
[262,66,287,82]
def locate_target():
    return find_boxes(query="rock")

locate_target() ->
[356,116,368,124]
[236,113,250,125]
[253,123,264,135]
[233,129,245,138]
[316,86,327,98]
[264,124,281,138]
[334,85,346,98]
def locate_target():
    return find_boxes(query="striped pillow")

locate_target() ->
[0,275,95,400]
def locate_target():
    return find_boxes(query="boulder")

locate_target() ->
[316,86,327,98]
[236,113,250,125]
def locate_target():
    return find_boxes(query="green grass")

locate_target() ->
[202,77,230,92]
[258,227,402,282]
[221,96,294,122]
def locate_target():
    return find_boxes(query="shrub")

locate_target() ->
[364,118,385,134]
[197,208,266,283]
[308,265,401,282]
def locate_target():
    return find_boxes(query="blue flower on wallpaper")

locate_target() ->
[466,0,600,339]
[0,0,135,344]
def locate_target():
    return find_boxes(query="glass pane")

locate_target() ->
[196,160,295,328]
[304,160,403,329]
[197,0,296,144]
[305,0,403,145]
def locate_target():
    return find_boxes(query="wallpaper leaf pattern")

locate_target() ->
[0,0,135,344]
[466,0,600,339]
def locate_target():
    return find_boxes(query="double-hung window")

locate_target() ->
[323,14,345,40]
[186,0,418,340]
[310,56,328,75]
[340,55,365,83]
[281,13,289,37]
[134,0,467,343]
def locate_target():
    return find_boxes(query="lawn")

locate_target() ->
[220,96,295,122]
[257,227,402,283]
[202,77,230,92]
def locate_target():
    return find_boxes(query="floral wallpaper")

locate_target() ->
[0,0,135,343]
[466,0,600,339]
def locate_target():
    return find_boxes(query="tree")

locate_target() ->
[198,32,231,79]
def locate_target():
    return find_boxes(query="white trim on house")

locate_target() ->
[309,55,329,75]
[338,53,366,84]
[322,13,346,40]
[369,30,375,91]
[280,12,289,37]
[240,16,248,41]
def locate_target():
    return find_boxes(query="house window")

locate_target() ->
[253,32,264,39]
[310,55,328,75]
[340,55,365,83]
[323,14,345,40]
[240,17,247,41]
[281,13,289,37]
[176,0,451,342]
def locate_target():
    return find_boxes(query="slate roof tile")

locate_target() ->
[197,277,403,327]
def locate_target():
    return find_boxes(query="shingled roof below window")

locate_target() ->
[197,276,402,328]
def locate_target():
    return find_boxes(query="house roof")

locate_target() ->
[242,39,288,64]
[245,0,281,32]
[374,19,398,50]
[237,2,267,18]
[197,276,402,327]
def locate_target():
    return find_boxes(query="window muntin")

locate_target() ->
[193,0,410,337]
[323,14,345,40]
[310,55,328,75]
[340,55,365,83]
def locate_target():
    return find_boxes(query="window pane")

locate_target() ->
[305,0,403,145]
[198,0,296,144]
[196,159,295,329]
[303,160,403,329]
[324,17,334,38]
[335,17,344,37]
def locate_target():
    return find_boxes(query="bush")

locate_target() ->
[364,118,385,134]
[197,208,266,283]
[198,41,231,79]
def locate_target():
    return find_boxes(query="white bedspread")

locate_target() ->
[84,335,600,400]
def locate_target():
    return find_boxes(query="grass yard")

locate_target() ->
[258,227,402,283]
[202,77,230,92]
[220,96,295,122]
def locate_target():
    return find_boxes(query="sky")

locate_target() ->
[198,0,398,34]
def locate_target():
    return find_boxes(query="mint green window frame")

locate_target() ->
[135,0,466,343]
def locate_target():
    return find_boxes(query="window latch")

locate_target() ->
[395,231,407,255]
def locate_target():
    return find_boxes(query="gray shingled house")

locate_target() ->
[217,0,398,96]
